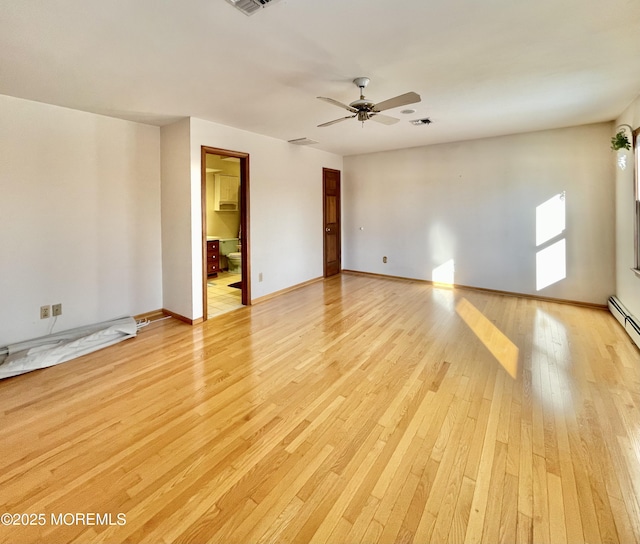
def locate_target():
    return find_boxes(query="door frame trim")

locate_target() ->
[201,146,251,321]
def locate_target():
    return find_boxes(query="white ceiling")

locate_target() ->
[1,0,639,156]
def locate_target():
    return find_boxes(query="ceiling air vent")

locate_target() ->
[288,137,318,146]
[410,118,432,126]
[225,0,281,16]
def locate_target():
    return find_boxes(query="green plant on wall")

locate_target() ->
[611,128,632,151]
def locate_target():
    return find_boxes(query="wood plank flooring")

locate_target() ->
[1,273,639,544]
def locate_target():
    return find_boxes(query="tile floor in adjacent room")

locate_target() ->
[207,271,243,318]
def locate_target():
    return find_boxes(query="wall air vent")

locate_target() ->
[225,0,281,16]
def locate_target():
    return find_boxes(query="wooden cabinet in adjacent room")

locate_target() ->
[214,174,239,211]
[207,240,219,277]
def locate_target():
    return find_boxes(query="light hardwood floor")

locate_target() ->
[1,273,639,544]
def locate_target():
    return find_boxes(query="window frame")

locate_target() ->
[634,127,640,274]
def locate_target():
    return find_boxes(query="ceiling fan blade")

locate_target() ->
[370,113,399,125]
[374,91,421,112]
[317,96,358,113]
[317,115,355,127]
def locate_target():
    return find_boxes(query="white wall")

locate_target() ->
[615,94,640,318]
[160,119,193,319]
[0,94,162,346]
[344,123,615,305]
[190,118,343,311]
[159,117,343,321]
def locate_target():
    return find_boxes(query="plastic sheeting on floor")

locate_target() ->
[0,317,137,380]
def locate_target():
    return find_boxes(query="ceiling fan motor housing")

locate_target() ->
[350,98,377,111]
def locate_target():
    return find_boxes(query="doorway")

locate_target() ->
[201,146,250,321]
[323,168,341,277]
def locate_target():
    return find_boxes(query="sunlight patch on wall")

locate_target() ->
[536,240,566,290]
[535,192,566,291]
[432,259,455,287]
[536,193,565,245]
[455,298,519,379]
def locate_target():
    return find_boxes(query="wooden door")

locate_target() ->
[323,168,341,277]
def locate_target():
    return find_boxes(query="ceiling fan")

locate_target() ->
[317,77,421,127]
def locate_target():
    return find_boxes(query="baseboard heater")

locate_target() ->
[608,296,640,349]
[0,317,137,380]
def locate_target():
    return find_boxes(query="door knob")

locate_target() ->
[325,228,330,232]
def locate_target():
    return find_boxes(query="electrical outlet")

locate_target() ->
[40,305,50,319]
[258,272,263,282]
[52,303,62,316]
[383,256,388,263]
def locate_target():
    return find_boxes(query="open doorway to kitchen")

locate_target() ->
[201,146,250,320]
